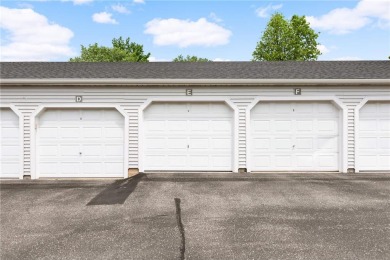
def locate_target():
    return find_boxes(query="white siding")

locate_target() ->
[1,86,389,175]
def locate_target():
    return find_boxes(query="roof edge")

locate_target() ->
[1,78,390,86]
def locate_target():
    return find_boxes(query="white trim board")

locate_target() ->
[138,97,239,173]
[30,104,129,179]
[246,96,348,173]
[0,104,24,179]
[2,78,390,86]
[354,97,390,173]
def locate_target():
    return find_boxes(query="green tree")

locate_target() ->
[252,13,321,61]
[173,55,212,62]
[70,37,150,62]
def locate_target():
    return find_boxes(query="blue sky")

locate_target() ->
[0,0,389,61]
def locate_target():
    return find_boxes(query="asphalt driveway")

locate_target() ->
[1,172,390,260]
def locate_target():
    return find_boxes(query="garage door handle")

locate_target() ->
[292,145,295,149]
[79,152,82,155]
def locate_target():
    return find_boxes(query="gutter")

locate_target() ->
[1,78,390,86]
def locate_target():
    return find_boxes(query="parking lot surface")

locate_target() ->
[1,172,390,260]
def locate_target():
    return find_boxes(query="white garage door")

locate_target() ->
[250,101,340,171]
[0,108,21,178]
[143,102,233,171]
[37,108,124,178]
[358,102,390,171]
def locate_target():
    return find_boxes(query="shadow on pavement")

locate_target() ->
[87,174,146,206]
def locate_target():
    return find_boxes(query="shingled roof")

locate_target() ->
[1,61,389,79]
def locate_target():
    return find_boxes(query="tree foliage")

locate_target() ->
[252,13,321,61]
[172,55,212,62]
[70,37,150,62]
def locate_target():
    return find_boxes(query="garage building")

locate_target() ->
[0,61,389,179]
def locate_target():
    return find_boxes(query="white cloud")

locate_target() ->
[17,3,34,9]
[73,0,93,4]
[92,12,118,24]
[112,4,130,14]
[209,12,222,23]
[334,56,361,61]
[307,0,390,34]
[255,4,283,18]
[213,58,231,61]
[317,44,330,54]
[61,0,94,5]
[133,0,145,4]
[148,56,168,62]
[0,6,74,61]
[144,18,232,47]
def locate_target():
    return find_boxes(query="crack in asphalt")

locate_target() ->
[175,198,186,260]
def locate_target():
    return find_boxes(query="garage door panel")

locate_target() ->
[38,145,58,156]
[211,156,231,167]
[253,138,270,150]
[379,120,390,130]
[318,155,337,167]
[211,120,232,133]
[318,103,338,113]
[380,138,390,149]
[360,120,376,131]
[211,138,231,150]
[39,127,58,138]
[104,145,124,156]
[275,156,292,167]
[1,145,19,156]
[359,102,390,171]
[2,163,19,175]
[379,156,390,167]
[275,139,292,149]
[59,127,80,138]
[1,108,21,178]
[104,127,123,138]
[318,120,337,132]
[60,110,80,121]
[190,121,209,132]
[209,104,232,114]
[275,103,291,114]
[252,120,270,132]
[59,145,80,156]
[168,120,187,131]
[143,102,233,171]
[145,155,165,167]
[39,162,58,175]
[82,162,103,174]
[253,156,270,168]
[145,138,166,149]
[275,121,292,132]
[37,108,124,177]
[318,137,338,150]
[295,103,313,114]
[360,137,376,149]
[251,101,339,171]
[189,138,209,149]
[296,138,313,150]
[145,120,165,131]
[189,156,209,167]
[82,145,103,156]
[61,162,81,174]
[82,127,102,138]
[167,138,187,149]
[297,121,313,131]
[2,127,19,139]
[296,155,314,167]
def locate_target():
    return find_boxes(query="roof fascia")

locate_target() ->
[1,78,390,86]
